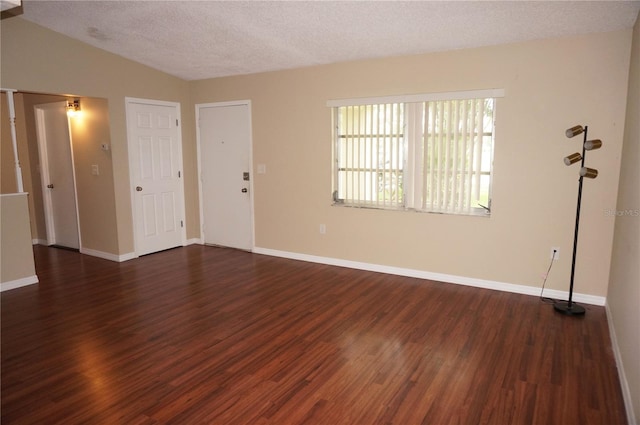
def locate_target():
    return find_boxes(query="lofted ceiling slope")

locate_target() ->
[18,0,640,81]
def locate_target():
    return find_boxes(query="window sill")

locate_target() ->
[332,202,491,217]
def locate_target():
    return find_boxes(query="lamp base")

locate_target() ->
[553,301,586,316]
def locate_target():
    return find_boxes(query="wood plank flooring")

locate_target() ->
[1,245,627,424]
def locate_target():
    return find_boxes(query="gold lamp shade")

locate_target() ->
[579,167,598,179]
[584,139,602,150]
[565,125,584,138]
[564,152,582,166]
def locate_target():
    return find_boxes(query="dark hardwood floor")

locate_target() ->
[1,245,627,424]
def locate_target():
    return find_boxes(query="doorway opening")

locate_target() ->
[0,91,117,259]
[34,101,81,250]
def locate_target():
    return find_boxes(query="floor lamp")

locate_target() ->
[554,125,602,316]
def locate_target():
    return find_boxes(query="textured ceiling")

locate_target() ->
[19,0,640,81]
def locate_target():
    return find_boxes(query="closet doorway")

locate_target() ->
[34,101,80,249]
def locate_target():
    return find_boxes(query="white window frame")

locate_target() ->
[329,89,504,216]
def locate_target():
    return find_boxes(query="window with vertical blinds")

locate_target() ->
[329,89,502,216]
[334,103,405,209]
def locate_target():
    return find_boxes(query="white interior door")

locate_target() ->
[126,98,185,256]
[34,102,80,249]
[197,102,253,251]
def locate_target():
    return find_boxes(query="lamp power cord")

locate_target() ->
[540,249,557,304]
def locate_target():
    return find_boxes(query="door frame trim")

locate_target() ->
[195,100,255,250]
[33,101,82,248]
[125,97,187,257]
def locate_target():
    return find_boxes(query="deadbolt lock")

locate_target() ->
[243,172,250,181]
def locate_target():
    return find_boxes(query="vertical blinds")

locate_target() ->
[422,98,493,214]
[335,103,404,209]
[331,89,501,215]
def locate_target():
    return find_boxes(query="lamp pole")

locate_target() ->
[554,126,587,316]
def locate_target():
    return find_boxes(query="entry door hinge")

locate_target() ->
[181,220,184,228]
[176,118,179,127]
[178,170,181,178]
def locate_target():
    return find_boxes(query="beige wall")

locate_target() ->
[1,17,197,255]
[191,30,631,297]
[0,193,36,285]
[607,11,640,424]
[68,97,119,253]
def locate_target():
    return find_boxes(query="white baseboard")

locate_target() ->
[539,288,606,306]
[605,302,637,425]
[81,242,204,262]
[1,275,38,292]
[33,242,134,263]
[252,247,606,306]
[118,252,137,262]
[80,247,136,262]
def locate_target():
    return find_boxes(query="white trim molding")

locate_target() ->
[327,88,505,107]
[253,247,606,306]
[605,302,637,425]
[80,247,136,262]
[1,275,38,292]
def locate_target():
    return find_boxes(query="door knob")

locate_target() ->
[136,186,143,191]
[47,184,54,189]
[241,188,248,193]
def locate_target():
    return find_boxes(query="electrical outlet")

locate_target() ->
[550,247,560,261]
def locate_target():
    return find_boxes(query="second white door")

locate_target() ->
[34,101,80,249]
[126,98,185,256]
[197,102,253,251]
